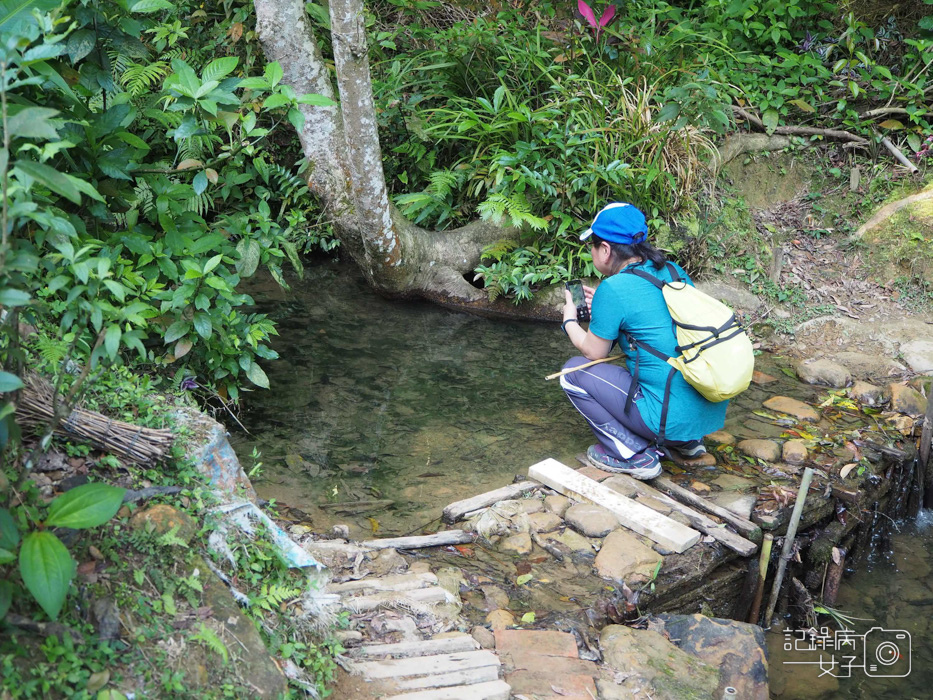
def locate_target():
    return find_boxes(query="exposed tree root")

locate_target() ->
[849,189,933,240]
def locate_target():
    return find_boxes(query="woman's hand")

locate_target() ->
[583,284,595,314]
[562,289,578,323]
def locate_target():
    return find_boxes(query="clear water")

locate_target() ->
[229,263,593,537]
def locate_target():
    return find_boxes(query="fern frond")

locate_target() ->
[33,335,69,366]
[191,623,228,664]
[480,238,518,261]
[184,192,214,216]
[122,60,170,97]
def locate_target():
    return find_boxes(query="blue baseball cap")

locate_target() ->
[580,203,648,245]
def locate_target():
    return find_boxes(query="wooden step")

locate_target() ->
[355,635,478,659]
[351,650,499,680]
[386,680,511,700]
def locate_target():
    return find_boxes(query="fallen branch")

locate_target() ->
[880,136,919,173]
[5,613,83,642]
[732,106,868,146]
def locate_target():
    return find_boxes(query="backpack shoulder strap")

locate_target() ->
[664,261,682,283]
[622,267,665,290]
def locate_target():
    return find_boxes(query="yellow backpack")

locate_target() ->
[624,263,754,404]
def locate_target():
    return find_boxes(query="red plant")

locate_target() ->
[577,1,617,40]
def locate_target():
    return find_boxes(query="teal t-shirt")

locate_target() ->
[589,260,728,441]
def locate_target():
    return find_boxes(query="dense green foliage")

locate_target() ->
[365,0,932,299]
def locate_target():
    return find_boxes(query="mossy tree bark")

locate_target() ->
[253,0,516,303]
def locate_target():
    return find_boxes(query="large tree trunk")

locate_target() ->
[253,0,518,305]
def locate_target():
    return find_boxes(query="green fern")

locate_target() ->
[480,238,518,262]
[255,582,301,612]
[477,192,548,230]
[191,623,229,664]
[185,191,214,217]
[121,59,170,97]
[33,335,69,367]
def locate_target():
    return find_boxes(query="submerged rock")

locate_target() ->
[848,380,883,405]
[565,504,620,538]
[485,609,514,631]
[499,532,532,555]
[763,396,820,423]
[888,383,926,416]
[547,527,594,554]
[796,358,851,388]
[737,439,781,462]
[594,530,662,584]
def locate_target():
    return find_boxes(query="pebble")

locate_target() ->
[848,380,883,406]
[705,430,735,446]
[480,585,510,611]
[762,396,820,423]
[527,511,563,533]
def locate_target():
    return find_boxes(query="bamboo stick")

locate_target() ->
[748,533,774,625]
[652,476,762,542]
[764,467,814,627]
[881,136,919,173]
[545,355,623,381]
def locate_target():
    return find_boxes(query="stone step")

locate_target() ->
[354,634,478,659]
[351,650,499,680]
[392,664,500,691]
[343,585,455,612]
[494,629,598,700]
[385,680,511,700]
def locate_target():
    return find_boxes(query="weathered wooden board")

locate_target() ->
[394,664,500,690]
[442,482,540,523]
[356,635,479,659]
[607,474,758,557]
[327,572,438,595]
[359,531,473,550]
[352,650,499,679]
[387,680,511,700]
[345,586,453,612]
[653,476,762,542]
[528,458,701,553]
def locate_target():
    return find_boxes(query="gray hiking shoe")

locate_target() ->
[586,444,662,480]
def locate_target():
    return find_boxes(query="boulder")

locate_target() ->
[565,504,620,538]
[888,383,927,416]
[599,624,719,699]
[737,439,781,462]
[832,351,906,379]
[796,358,851,388]
[129,504,197,544]
[848,380,883,406]
[499,532,533,555]
[173,407,256,502]
[697,281,762,312]
[543,494,570,517]
[527,511,563,533]
[656,613,769,700]
[899,339,933,375]
[763,396,820,423]
[594,530,663,584]
[782,440,808,464]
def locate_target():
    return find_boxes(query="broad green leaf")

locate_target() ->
[0,371,24,392]
[164,321,190,343]
[66,28,96,63]
[193,170,208,195]
[0,548,15,564]
[102,280,127,302]
[761,108,779,135]
[15,160,81,203]
[789,99,815,113]
[520,612,535,623]
[0,288,30,307]
[246,362,269,389]
[237,77,269,90]
[0,0,60,31]
[516,573,533,586]
[104,324,121,359]
[654,102,680,123]
[6,106,59,140]
[296,93,337,107]
[908,133,922,153]
[45,483,125,529]
[236,239,261,278]
[0,508,19,550]
[203,254,223,274]
[287,107,304,132]
[202,57,239,82]
[193,311,212,339]
[0,580,11,619]
[130,0,173,13]
[19,531,75,620]
[264,62,284,88]
[263,93,291,110]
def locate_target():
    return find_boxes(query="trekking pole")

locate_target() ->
[544,355,623,381]
[764,467,814,627]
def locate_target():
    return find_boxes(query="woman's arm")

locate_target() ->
[562,290,613,360]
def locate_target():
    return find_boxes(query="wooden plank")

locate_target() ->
[356,635,478,659]
[606,475,758,557]
[442,482,540,523]
[528,458,701,553]
[327,572,438,595]
[653,476,762,542]
[352,650,499,679]
[394,664,500,690]
[345,586,454,612]
[387,680,511,700]
[359,530,473,550]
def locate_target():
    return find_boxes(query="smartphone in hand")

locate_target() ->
[566,279,590,321]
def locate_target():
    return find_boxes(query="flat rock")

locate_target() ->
[471,625,496,649]
[594,530,663,584]
[599,624,719,700]
[526,511,563,533]
[848,380,883,406]
[499,532,532,555]
[763,396,820,423]
[544,494,570,517]
[656,613,769,700]
[696,281,762,312]
[888,383,927,416]
[480,585,510,611]
[796,358,851,388]
[737,439,781,462]
[899,339,933,375]
[564,504,620,538]
[518,498,544,515]
[751,370,778,384]
[706,430,735,445]
[709,492,757,520]
[782,439,808,464]
[832,351,906,379]
[546,528,594,553]
[485,609,515,631]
